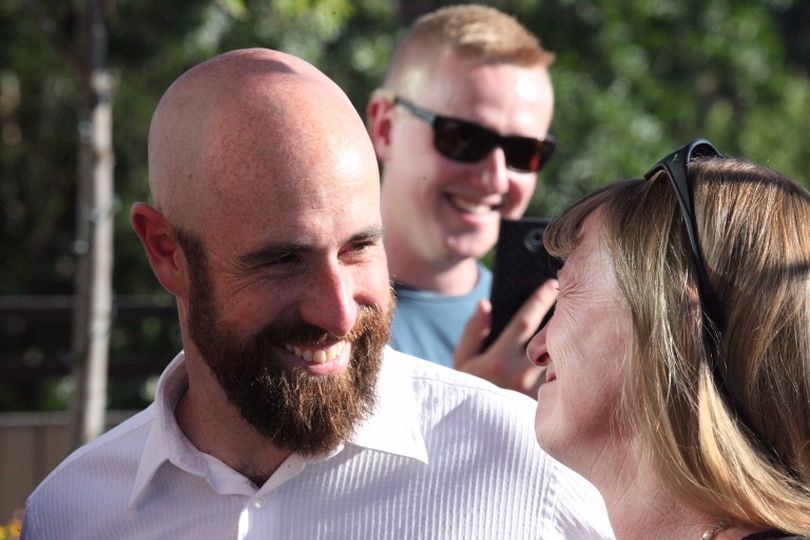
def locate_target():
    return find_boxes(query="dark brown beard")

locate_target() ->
[178,229,392,456]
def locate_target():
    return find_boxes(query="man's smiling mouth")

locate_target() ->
[284,341,347,364]
[447,193,502,215]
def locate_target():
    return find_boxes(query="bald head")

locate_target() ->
[148,48,376,232]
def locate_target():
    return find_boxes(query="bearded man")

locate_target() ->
[21,48,613,539]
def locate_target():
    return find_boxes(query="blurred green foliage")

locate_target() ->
[1,0,808,410]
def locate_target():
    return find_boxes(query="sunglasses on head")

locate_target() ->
[393,95,555,173]
[646,139,750,420]
[644,138,725,337]
[646,139,802,479]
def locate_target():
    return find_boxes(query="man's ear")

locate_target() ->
[130,202,187,298]
[367,89,396,162]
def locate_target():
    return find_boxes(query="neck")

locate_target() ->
[584,442,734,540]
[380,197,483,294]
[176,352,291,485]
[602,482,721,540]
[386,247,480,295]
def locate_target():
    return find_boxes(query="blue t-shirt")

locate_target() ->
[390,263,492,367]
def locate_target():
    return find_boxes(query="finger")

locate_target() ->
[493,279,558,353]
[453,299,491,369]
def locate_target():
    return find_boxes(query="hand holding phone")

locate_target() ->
[454,217,561,395]
[481,217,561,351]
[454,279,557,395]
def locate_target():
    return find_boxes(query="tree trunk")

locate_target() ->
[70,0,114,448]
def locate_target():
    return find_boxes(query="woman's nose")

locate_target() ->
[526,326,549,366]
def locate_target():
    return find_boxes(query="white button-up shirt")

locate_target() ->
[22,348,614,539]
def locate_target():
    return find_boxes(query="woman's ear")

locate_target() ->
[367,89,396,161]
[130,203,187,297]
[682,282,706,327]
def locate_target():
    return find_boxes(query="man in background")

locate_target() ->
[368,5,557,395]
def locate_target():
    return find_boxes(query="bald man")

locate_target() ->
[21,49,613,539]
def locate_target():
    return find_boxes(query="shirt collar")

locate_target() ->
[129,346,428,507]
[129,351,205,507]
[344,346,428,464]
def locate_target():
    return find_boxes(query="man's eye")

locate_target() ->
[351,240,375,251]
[268,252,300,266]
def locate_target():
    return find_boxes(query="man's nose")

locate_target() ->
[298,261,358,338]
[473,147,510,194]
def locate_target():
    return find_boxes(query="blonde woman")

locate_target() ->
[528,139,810,539]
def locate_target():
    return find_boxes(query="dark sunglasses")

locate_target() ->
[645,140,752,427]
[644,138,725,339]
[393,96,555,173]
[646,141,799,475]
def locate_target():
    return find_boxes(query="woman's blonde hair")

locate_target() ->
[544,158,810,533]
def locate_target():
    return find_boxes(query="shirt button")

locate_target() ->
[253,497,266,509]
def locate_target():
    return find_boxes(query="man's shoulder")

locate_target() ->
[381,347,538,440]
[389,264,492,364]
[377,348,615,539]
[383,346,524,392]
[26,406,154,509]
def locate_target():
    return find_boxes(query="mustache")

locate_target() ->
[254,304,383,347]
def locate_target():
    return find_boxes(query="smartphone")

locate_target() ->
[481,217,562,351]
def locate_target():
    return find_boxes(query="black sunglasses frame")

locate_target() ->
[393,96,555,173]
[644,139,726,340]
[645,140,805,481]
[643,140,804,473]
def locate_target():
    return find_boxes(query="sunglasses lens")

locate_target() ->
[433,118,494,163]
[431,114,554,173]
[504,139,540,173]
[503,138,555,173]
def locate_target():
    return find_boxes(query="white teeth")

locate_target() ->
[285,341,346,365]
[451,196,493,214]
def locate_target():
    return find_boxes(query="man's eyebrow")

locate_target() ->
[239,243,309,267]
[238,226,385,267]
[348,226,385,244]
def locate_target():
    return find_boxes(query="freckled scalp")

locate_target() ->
[146,48,377,232]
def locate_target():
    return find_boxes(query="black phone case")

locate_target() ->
[481,217,561,351]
